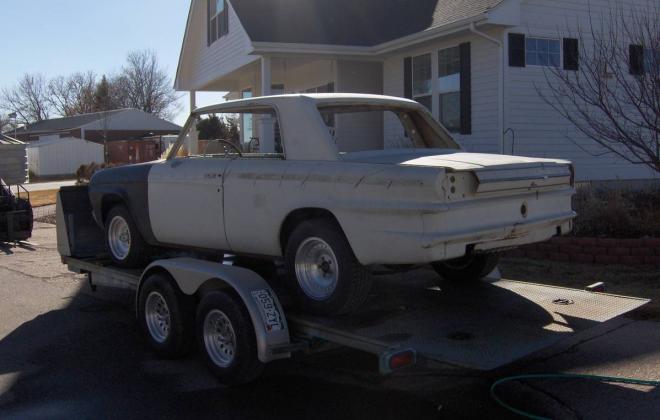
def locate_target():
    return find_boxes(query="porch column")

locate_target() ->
[258,56,275,153]
[187,90,199,155]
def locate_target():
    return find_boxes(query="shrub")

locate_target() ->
[75,162,115,185]
[572,184,660,238]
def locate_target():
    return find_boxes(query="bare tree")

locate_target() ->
[0,74,51,124]
[48,71,97,116]
[538,2,659,173]
[112,50,181,120]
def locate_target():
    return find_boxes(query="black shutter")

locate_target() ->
[508,33,526,67]
[459,42,472,135]
[563,38,579,71]
[629,44,644,75]
[403,57,412,99]
[207,0,212,46]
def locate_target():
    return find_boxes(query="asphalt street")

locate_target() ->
[0,223,658,419]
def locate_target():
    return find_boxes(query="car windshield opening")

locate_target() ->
[316,105,458,155]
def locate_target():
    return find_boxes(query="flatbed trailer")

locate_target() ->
[57,186,649,384]
[62,255,649,374]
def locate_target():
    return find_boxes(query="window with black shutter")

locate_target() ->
[208,0,229,46]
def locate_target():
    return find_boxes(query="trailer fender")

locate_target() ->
[137,257,290,363]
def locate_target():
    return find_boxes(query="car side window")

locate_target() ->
[195,108,285,160]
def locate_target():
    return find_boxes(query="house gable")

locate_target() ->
[175,0,256,91]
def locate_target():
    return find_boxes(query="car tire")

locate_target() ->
[196,291,264,385]
[431,253,500,282]
[105,204,149,268]
[284,218,372,315]
[138,273,194,358]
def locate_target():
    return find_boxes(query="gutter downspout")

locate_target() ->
[469,23,505,154]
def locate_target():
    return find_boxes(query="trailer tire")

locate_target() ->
[431,253,500,283]
[138,273,194,358]
[196,291,264,385]
[285,218,372,315]
[105,204,149,268]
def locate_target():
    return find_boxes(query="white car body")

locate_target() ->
[91,94,575,266]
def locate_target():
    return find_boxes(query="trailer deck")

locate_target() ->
[64,256,649,372]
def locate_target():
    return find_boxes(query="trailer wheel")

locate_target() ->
[285,218,372,315]
[138,273,193,358]
[105,204,149,268]
[431,253,500,282]
[196,291,264,385]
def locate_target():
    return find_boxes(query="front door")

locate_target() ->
[148,158,229,251]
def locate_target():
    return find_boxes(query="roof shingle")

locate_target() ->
[231,0,503,47]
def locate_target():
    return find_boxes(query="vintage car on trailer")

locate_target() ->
[89,94,576,315]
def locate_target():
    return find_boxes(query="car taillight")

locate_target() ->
[379,348,417,374]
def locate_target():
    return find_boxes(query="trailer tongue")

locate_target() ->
[57,186,648,383]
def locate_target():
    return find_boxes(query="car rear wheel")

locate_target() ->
[105,204,149,268]
[284,218,372,315]
[196,291,264,385]
[431,253,500,282]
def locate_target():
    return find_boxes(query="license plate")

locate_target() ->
[251,289,284,332]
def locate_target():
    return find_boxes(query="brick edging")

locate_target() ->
[507,237,660,266]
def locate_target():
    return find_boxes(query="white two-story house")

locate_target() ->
[175,0,657,182]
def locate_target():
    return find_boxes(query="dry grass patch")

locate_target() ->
[28,189,59,207]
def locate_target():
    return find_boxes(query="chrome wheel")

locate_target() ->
[145,291,171,343]
[108,215,131,261]
[294,237,339,301]
[203,309,236,368]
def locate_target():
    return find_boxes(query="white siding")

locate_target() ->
[335,61,384,152]
[0,144,28,184]
[382,30,503,152]
[505,0,657,181]
[177,0,257,91]
[27,138,104,177]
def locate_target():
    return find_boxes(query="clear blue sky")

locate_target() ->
[0,0,224,125]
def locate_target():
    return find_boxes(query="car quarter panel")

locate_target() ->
[223,159,442,265]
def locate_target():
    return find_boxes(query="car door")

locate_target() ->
[148,157,230,251]
[223,157,289,256]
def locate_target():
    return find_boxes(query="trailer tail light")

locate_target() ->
[379,348,417,374]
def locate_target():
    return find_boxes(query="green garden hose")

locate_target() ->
[491,373,660,420]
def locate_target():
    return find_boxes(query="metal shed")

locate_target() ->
[0,134,28,184]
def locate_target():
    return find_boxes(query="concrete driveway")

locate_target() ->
[23,180,76,192]
[0,224,658,419]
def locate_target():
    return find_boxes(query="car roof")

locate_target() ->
[193,93,420,115]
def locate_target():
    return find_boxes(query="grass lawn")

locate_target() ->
[28,189,59,207]
[500,257,660,321]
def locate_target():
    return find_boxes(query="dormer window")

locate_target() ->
[208,0,228,45]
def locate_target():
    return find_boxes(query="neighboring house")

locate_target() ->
[12,109,182,167]
[175,0,657,182]
[0,134,28,184]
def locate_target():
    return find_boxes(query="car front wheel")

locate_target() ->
[105,204,149,268]
[284,218,372,315]
[431,253,500,282]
